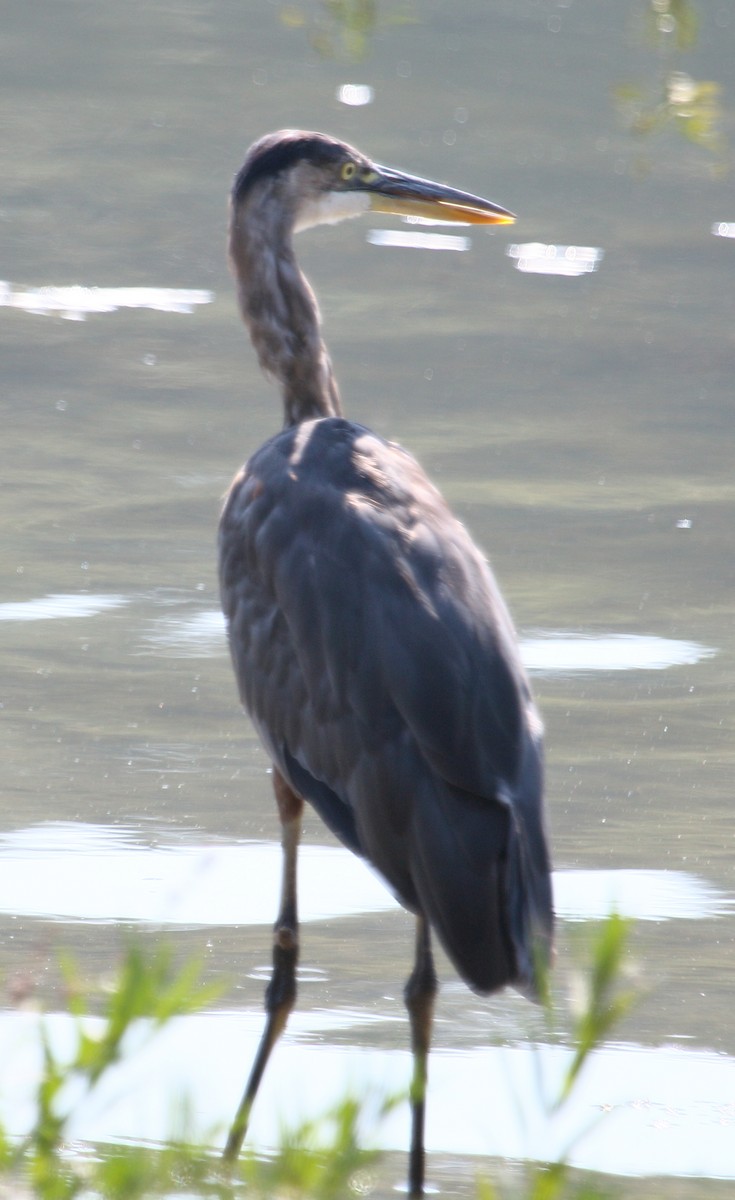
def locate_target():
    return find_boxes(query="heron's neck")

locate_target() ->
[230,210,342,426]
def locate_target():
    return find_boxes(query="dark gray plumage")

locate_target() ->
[219,130,553,1197]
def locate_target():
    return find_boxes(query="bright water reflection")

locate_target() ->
[521,633,716,673]
[1,1008,734,1180]
[506,242,604,277]
[0,283,213,320]
[367,229,472,252]
[0,593,129,622]
[0,824,731,927]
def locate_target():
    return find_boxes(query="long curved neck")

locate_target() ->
[230,200,342,427]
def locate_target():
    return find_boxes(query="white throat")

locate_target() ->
[294,189,370,233]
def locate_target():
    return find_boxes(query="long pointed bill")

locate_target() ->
[366,164,515,226]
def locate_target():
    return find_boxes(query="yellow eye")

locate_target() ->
[340,161,357,182]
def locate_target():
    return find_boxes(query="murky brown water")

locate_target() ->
[2,1,734,1194]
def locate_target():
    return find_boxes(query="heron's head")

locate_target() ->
[232,129,515,236]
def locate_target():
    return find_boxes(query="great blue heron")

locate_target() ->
[219,130,553,1196]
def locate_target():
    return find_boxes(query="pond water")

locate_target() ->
[1,1,734,1195]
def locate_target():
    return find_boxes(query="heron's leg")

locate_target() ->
[404,914,438,1198]
[223,769,304,1162]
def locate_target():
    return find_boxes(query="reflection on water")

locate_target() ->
[1,1007,733,1179]
[367,229,471,252]
[613,4,728,173]
[0,283,212,320]
[0,826,392,925]
[0,593,129,622]
[336,83,374,107]
[521,632,716,673]
[141,608,226,657]
[554,868,733,922]
[506,243,604,277]
[0,824,730,927]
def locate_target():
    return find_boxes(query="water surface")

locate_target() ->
[1,0,734,1192]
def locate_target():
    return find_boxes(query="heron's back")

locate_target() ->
[219,417,553,996]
